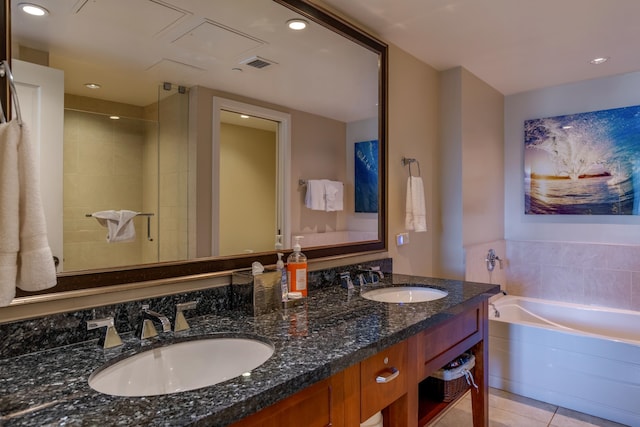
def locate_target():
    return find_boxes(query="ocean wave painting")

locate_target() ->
[524,105,640,215]
[355,140,378,213]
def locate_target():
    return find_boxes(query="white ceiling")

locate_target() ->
[11,0,379,122]
[14,0,639,120]
[321,0,640,95]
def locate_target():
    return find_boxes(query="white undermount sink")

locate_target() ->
[88,337,274,397]
[362,286,448,303]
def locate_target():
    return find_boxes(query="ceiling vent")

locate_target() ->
[240,56,277,69]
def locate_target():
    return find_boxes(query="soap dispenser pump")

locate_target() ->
[287,236,307,297]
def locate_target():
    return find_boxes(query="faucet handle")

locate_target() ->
[174,301,197,332]
[139,304,158,338]
[339,272,354,290]
[87,317,123,349]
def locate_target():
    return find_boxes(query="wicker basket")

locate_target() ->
[423,353,476,402]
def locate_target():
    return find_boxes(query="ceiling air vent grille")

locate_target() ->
[240,56,277,69]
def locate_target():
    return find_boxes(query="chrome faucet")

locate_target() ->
[339,272,354,289]
[174,301,197,332]
[87,316,123,349]
[357,265,384,285]
[138,304,171,339]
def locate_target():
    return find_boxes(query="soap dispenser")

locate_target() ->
[277,252,288,302]
[287,236,307,297]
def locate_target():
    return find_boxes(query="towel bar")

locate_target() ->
[86,212,155,241]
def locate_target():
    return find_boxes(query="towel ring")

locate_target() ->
[401,157,421,177]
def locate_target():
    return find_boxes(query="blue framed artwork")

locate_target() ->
[524,105,640,215]
[355,140,378,213]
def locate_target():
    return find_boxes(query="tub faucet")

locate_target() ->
[137,304,171,339]
[489,302,500,318]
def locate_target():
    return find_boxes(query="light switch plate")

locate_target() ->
[396,232,409,246]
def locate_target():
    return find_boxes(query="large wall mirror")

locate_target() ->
[1,0,387,297]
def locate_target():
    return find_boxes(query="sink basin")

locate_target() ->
[88,337,274,397]
[362,286,448,303]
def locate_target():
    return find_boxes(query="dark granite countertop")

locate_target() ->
[0,274,498,426]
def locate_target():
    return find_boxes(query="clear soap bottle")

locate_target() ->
[277,252,288,302]
[286,236,307,297]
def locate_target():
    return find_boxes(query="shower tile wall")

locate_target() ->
[63,108,146,270]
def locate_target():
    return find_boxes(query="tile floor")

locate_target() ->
[431,388,629,427]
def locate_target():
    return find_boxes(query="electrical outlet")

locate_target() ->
[396,232,410,246]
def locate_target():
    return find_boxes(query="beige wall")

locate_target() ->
[290,110,347,240]
[219,123,277,254]
[461,69,504,248]
[437,67,504,280]
[386,45,440,277]
[190,86,348,255]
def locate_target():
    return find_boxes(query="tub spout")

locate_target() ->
[489,302,500,318]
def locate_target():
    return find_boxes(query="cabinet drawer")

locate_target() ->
[360,340,408,422]
[417,304,481,379]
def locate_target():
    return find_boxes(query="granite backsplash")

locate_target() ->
[0,258,391,359]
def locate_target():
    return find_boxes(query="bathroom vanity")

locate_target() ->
[0,274,498,426]
[231,293,490,427]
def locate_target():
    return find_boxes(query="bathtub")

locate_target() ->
[488,295,640,427]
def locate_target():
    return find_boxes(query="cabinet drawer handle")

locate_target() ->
[376,367,399,383]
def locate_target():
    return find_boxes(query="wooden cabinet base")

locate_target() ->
[230,300,489,427]
[229,372,347,427]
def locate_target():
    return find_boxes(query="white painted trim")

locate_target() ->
[211,97,291,255]
[13,60,65,271]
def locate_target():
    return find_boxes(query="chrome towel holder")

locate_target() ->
[0,60,23,126]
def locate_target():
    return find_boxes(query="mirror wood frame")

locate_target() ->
[1,0,388,297]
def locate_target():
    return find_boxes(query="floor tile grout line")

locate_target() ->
[548,406,560,427]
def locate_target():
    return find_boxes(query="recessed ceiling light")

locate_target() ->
[287,19,308,30]
[19,3,49,16]
[109,116,120,120]
[590,57,609,65]
[240,114,250,119]
[84,83,101,89]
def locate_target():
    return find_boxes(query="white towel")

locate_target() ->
[405,176,427,232]
[0,120,57,306]
[304,180,326,210]
[92,210,139,243]
[323,180,343,212]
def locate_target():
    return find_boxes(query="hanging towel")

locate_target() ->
[92,210,139,243]
[405,176,427,232]
[323,180,344,212]
[0,121,57,306]
[304,179,326,210]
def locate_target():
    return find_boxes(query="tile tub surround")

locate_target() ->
[506,240,640,311]
[0,275,498,426]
